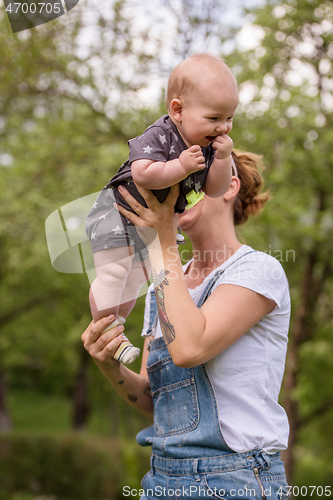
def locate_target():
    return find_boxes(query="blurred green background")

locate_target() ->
[0,0,332,498]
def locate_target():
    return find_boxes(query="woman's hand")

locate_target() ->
[82,316,154,418]
[115,183,179,247]
[81,314,124,375]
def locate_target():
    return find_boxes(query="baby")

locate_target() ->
[86,53,239,364]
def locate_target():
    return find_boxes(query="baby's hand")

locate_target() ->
[179,145,205,174]
[212,134,233,160]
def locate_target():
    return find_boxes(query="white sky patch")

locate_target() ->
[272,5,287,18]
[42,0,266,110]
[321,19,333,34]
[285,105,301,118]
[260,86,278,101]
[263,74,276,87]
[135,76,166,108]
[239,81,259,105]
[293,36,317,59]
[319,59,332,76]
[236,23,265,51]
[280,89,291,102]
[315,113,326,127]
[321,91,333,112]
[284,58,319,87]
[322,77,333,91]
[0,153,14,167]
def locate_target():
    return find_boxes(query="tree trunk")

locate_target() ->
[0,371,12,431]
[72,345,91,430]
[282,245,329,483]
[283,338,300,483]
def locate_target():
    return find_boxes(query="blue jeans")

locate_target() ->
[137,269,289,500]
[140,450,288,499]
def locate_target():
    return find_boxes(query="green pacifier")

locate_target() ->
[185,189,205,209]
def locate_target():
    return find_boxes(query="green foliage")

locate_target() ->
[294,412,333,487]
[0,3,156,399]
[8,391,72,433]
[0,432,150,500]
[7,386,152,442]
[1,0,333,491]
[225,0,333,481]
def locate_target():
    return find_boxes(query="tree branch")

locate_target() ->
[0,294,56,329]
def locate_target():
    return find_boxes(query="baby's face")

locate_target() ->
[176,78,239,148]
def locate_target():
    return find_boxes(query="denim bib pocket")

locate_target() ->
[147,355,199,437]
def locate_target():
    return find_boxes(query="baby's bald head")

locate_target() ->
[166,53,238,112]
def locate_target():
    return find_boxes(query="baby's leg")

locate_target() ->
[89,247,149,365]
[89,246,133,323]
[112,257,151,364]
[118,257,151,319]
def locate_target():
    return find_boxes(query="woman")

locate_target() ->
[82,151,290,499]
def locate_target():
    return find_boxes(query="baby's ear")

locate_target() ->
[169,99,183,122]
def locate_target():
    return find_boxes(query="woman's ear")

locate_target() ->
[223,176,240,202]
[169,99,183,123]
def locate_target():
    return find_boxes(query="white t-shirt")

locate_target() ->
[141,245,291,454]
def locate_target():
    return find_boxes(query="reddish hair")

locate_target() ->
[232,150,271,225]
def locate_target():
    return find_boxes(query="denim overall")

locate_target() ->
[137,256,289,499]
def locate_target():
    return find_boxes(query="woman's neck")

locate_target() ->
[184,229,242,288]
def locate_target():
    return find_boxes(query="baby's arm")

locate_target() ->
[132,145,205,190]
[204,133,233,198]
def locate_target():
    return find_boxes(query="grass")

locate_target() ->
[2,495,59,500]
[3,389,151,499]
[7,388,151,438]
[7,391,72,434]
[7,390,115,436]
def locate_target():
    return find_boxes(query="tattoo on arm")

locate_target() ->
[127,394,138,403]
[152,268,175,345]
[117,380,124,385]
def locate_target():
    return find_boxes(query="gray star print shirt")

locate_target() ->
[106,115,215,214]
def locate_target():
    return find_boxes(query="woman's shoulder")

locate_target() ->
[228,245,288,274]
[216,245,290,310]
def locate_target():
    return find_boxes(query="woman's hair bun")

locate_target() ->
[232,150,271,226]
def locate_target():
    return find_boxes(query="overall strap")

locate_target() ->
[196,250,257,307]
[147,249,258,334]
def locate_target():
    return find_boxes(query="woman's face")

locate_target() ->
[178,179,238,238]
[177,195,217,234]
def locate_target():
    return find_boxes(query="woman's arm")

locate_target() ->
[81,315,153,418]
[115,185,276,368]
[131,145,205,190]
[146,235,275,367]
